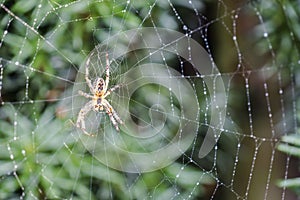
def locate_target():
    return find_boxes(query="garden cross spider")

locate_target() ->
[75,53,123,136]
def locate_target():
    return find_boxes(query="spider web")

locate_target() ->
[0,0,298,199]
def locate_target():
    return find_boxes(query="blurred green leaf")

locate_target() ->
[281,134,300,147]
[277,134,300,157]
[277,178,300,196]
[277,133,300,196]
[277,143,300,157]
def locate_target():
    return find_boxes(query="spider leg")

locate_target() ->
[103,99,124,124]
[85,57,94,92]
[102,99,123,131]
[76,100,95,136]
[103,84,122,98]
[78,90,94,99]
[105,52,110,92]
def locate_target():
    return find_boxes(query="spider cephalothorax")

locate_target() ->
[76,53,123,136]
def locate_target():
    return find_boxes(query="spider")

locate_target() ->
[75,53,123,136]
